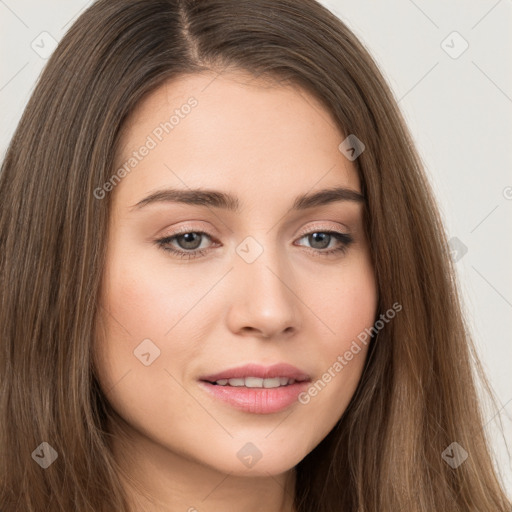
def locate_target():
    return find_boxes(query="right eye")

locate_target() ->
[155,231,219,259]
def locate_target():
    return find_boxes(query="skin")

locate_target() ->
[94,70,378,512]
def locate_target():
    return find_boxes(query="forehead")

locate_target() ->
[113,71,360,206]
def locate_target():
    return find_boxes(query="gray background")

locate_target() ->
[1,0,511,495]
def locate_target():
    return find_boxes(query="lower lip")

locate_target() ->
[199,380,310,414]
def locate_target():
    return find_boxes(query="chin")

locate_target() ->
[194,438,309,477]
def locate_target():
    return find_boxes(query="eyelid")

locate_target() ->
[159,222,219,239]
[295,221,351,238]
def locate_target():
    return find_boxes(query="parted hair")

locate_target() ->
[0,0,510,510]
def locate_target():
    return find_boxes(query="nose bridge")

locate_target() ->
[228,234,301,337]
[236,231,290,290]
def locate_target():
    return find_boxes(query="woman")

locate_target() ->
[0,0,509,510]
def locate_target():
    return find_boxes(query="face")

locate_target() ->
[94,71,378,481]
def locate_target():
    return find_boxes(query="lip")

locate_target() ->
[200,363,310,383]
[199,363,311,414]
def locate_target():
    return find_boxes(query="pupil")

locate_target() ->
[310,232,330,249]
[178,233,202,250]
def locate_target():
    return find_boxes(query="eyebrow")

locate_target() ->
[129,186,365,212]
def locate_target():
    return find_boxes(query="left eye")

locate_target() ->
[296,231,347,250]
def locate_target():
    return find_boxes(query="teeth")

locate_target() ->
[213,377,297,387]
[262,377,281,388]
[227,378,245,387]
[245,377,264,388]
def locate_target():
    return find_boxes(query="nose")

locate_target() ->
[225,244,302,340]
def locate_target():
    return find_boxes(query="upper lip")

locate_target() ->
[200,363,311,383]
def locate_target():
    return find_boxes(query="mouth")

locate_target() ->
[205,376,304,388]
[198,363,311,414]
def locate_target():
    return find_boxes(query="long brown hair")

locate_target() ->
[1,0,509,510]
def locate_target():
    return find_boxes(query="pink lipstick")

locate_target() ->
[199,363,311,414]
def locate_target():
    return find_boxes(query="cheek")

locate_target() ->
[305,249,378,350]
[100,242,211,343]
[93,265,202,442]
[94,241,226,405]
[93,250,183,395]
[291,255,377,442]
[329,271,377,342]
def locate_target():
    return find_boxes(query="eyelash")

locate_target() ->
[155,227,353,260]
